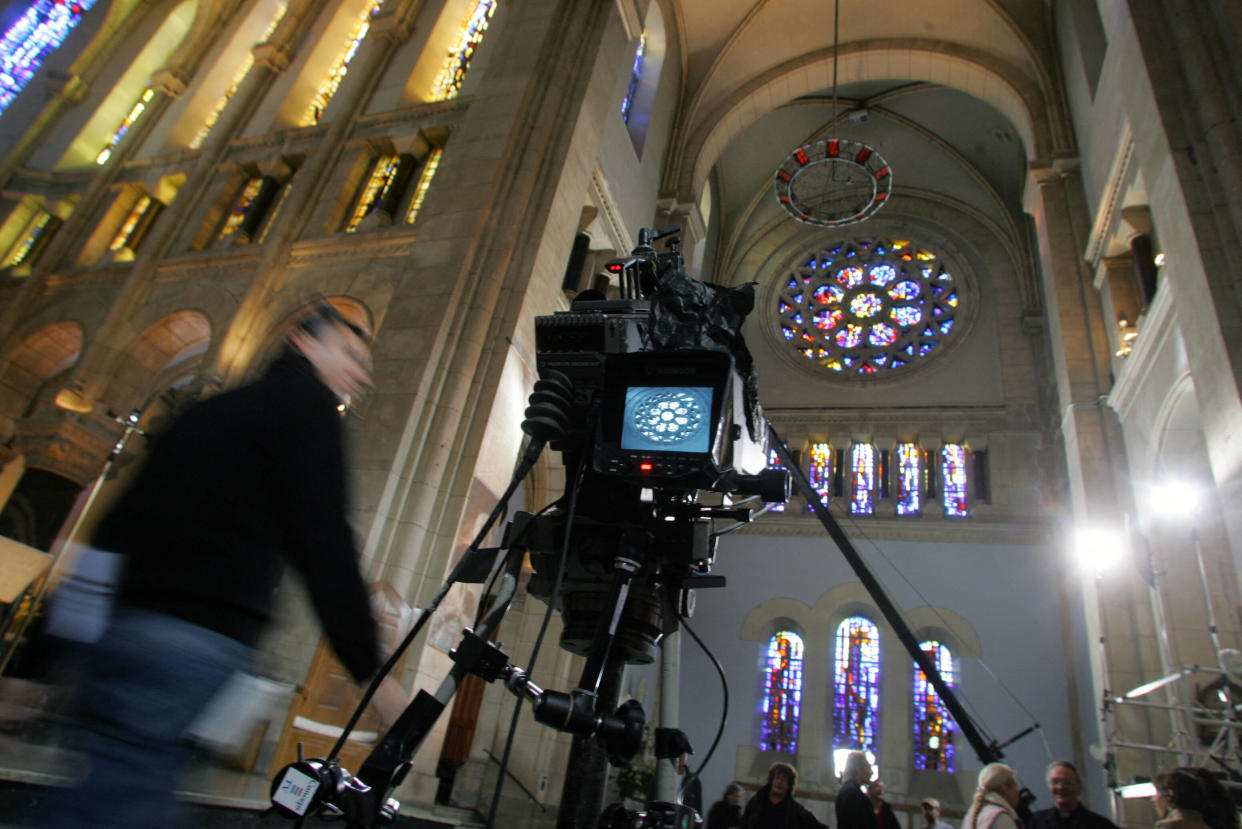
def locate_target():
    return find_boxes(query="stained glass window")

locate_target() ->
[834,616,880,759]
[621,31,646,122]
[760,630,803,753]
[218,177,263,240]
[807,441,832,509]
[346,154,400,231]
[776,238,962,374]
[850,443,875,515]
[895,442,921,516]
[2,209,52,267]
[431,0,496,102]
[404,148,441,224]
[767,448,787,512]
[189,3,287,149]
[0,0,98,119]
[96,88,153,165]
[942,443,969,517]
[109,195,152,251]
[913,640,955,772]
[302,0,383,126]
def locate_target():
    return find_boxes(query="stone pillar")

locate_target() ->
[1026,158,1157,821]
[344,0,630,801]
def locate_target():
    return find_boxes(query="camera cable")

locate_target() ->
[675,609,729,807]
[485,451,589,828]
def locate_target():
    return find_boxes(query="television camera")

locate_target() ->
[270,226,789,828]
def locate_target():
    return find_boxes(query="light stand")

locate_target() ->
[0,408,145,676]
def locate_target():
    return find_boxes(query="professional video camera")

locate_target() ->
[270,227,788,829]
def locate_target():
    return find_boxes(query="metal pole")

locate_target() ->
[0,409,144,676]
[656,627,681,801]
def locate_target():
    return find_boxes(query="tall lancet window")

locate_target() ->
[620,31,646,122]
[431,0,496,102]
[190,2,287,148]
[913,641,955,772]
[834,616,880,760]
[404,148,442,224]
[895,442,922,515]
[760,630,803,753]
[942,443,969,517]
[96,88,153,165]
[302,0,383,126]
[850,443,876,515]
[807,441,833,509]
[0,0,98,118]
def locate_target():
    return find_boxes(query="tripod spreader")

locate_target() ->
[453,630,646,766]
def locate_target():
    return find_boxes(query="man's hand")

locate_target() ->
[368,676,409,731]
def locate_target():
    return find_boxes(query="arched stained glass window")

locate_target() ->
[913,640,955,772]
[404,148,442,224]
[807,441,832,509]
[0,0,97,118]
[850,443,875,515]
[431,0,496,102]
[895,442,922,516]
[834,616,880,758]
[760,630,803,753]
[621,31,646,122]
[942,443,969,517]
[302,0,383,126]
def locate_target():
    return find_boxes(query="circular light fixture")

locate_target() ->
[774,137,892,227]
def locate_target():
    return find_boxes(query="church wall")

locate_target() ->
[679,532,1071,820]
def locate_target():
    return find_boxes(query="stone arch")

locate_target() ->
[0,321,83,424]
[676,41,1048,202]
[101,310,212,414]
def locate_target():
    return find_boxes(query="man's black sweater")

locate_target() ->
[95,351,380,682]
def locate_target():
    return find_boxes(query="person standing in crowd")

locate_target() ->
[743,762,828,828]
[1028,761,1117,829]
[708,782,744,829]
[1183,766,1240,829]
[868,779,902,829]
[922,797,955,829]
[1152,769,1212,829]
[837,751,876,829]
[963,763,1022,829]
[43,305,408,828]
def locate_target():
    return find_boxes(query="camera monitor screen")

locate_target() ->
[620,386,714,454]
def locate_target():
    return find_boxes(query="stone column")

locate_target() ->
[1026,158,1158,822]
[345,0,630,801]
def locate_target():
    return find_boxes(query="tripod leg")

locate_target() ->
[557,654,626,829]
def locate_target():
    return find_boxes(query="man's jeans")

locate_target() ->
[44,608,252,828]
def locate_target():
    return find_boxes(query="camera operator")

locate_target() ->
[43,305,407,828]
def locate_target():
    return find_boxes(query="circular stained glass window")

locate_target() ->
[776,238,962,375]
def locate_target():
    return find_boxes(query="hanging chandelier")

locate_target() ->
[773,0,892,227]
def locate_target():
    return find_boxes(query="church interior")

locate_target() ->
[1,0,1241,827]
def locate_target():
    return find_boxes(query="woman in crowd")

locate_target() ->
[963,763,1022,829]
[1152,769,1211,829]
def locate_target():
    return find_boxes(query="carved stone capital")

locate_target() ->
[44,69,87,103]
[371,12,414,43]
[253,42,293,72]
[151,68,187,97]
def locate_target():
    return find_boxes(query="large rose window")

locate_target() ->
[776,238,961,374]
